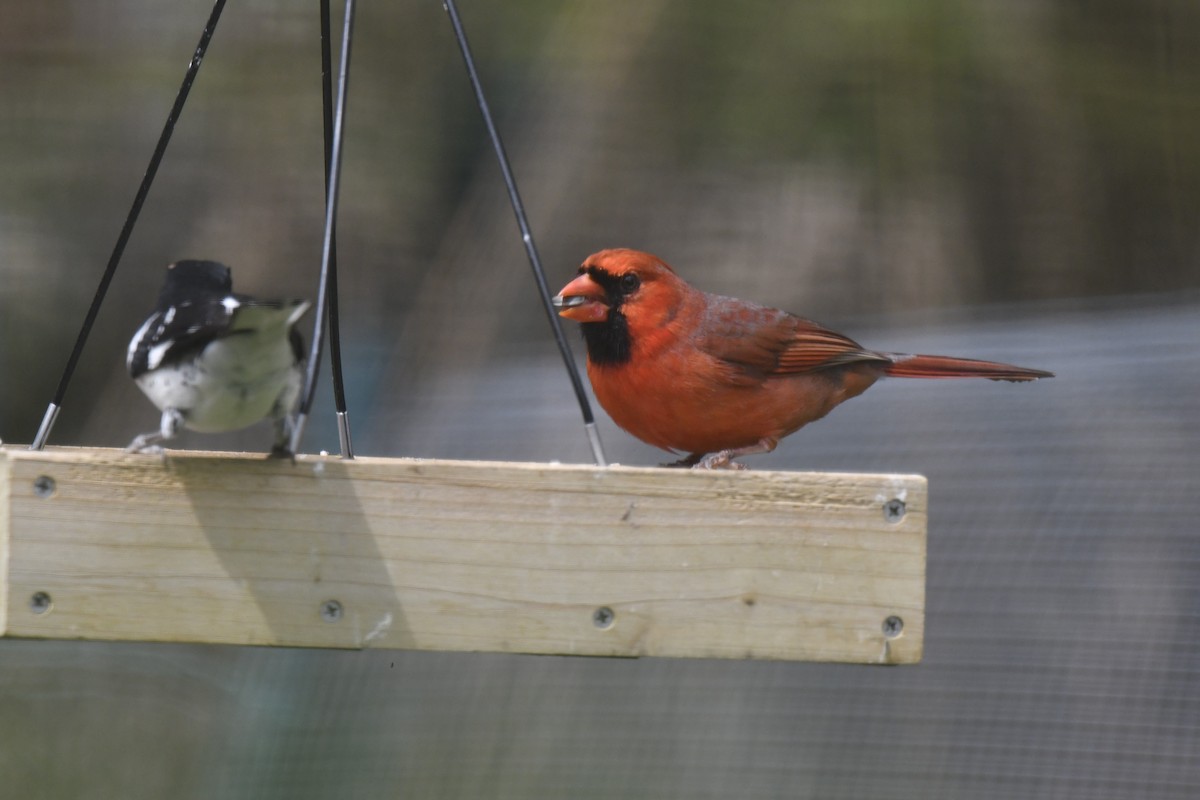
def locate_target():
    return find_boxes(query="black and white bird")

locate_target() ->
[126,260,311,456]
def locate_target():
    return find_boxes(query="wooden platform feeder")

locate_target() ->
[0,447,925,664]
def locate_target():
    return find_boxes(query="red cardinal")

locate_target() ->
[553,248,1053,469]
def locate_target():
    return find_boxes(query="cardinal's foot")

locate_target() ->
[662,452,706,468]
[689,438,777,470]
[692,450,750,470]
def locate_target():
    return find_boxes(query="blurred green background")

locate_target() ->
[1,1,1198,798]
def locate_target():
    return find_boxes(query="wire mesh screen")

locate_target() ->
[4,297,1198,799]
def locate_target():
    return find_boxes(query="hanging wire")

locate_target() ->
[30,0,229,450]
[290,0,356,457]
[442,0,607,467]
[320,0,353,456]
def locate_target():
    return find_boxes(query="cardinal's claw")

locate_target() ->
[693,450,749,470]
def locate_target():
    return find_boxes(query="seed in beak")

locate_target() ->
[553,295,589,309]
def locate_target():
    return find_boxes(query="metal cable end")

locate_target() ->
[585,421,606,467]
[336,411,354,459]
[30,403,62,451]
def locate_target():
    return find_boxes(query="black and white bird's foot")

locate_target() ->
[268,415,298,462]
[267,443,296,462]
[124,434,166,455]
[126,408,184,454]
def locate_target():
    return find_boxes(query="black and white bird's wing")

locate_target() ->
[224,296,311,336]
[126,295,240,379]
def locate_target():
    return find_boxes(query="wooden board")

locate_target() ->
[0,447,925,663]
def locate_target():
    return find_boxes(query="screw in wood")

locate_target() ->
[592,606,615,629]
[30,592,53,614]
[320,599,344,622]
[882,615,904,638]
[883,498,906,523]
[33,476,57,499]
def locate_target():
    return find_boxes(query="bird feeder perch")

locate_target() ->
[0,446,925,663]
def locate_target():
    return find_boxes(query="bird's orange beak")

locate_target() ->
[552,272,610,322]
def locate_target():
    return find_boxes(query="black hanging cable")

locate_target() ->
[319,0,352,447]
[290,0,356,456]
[30,0,229,450]
[441,0,607,467]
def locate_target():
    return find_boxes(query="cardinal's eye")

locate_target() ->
[619,273,641,294]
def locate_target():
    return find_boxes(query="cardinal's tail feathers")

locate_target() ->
[883,353,1054,382]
